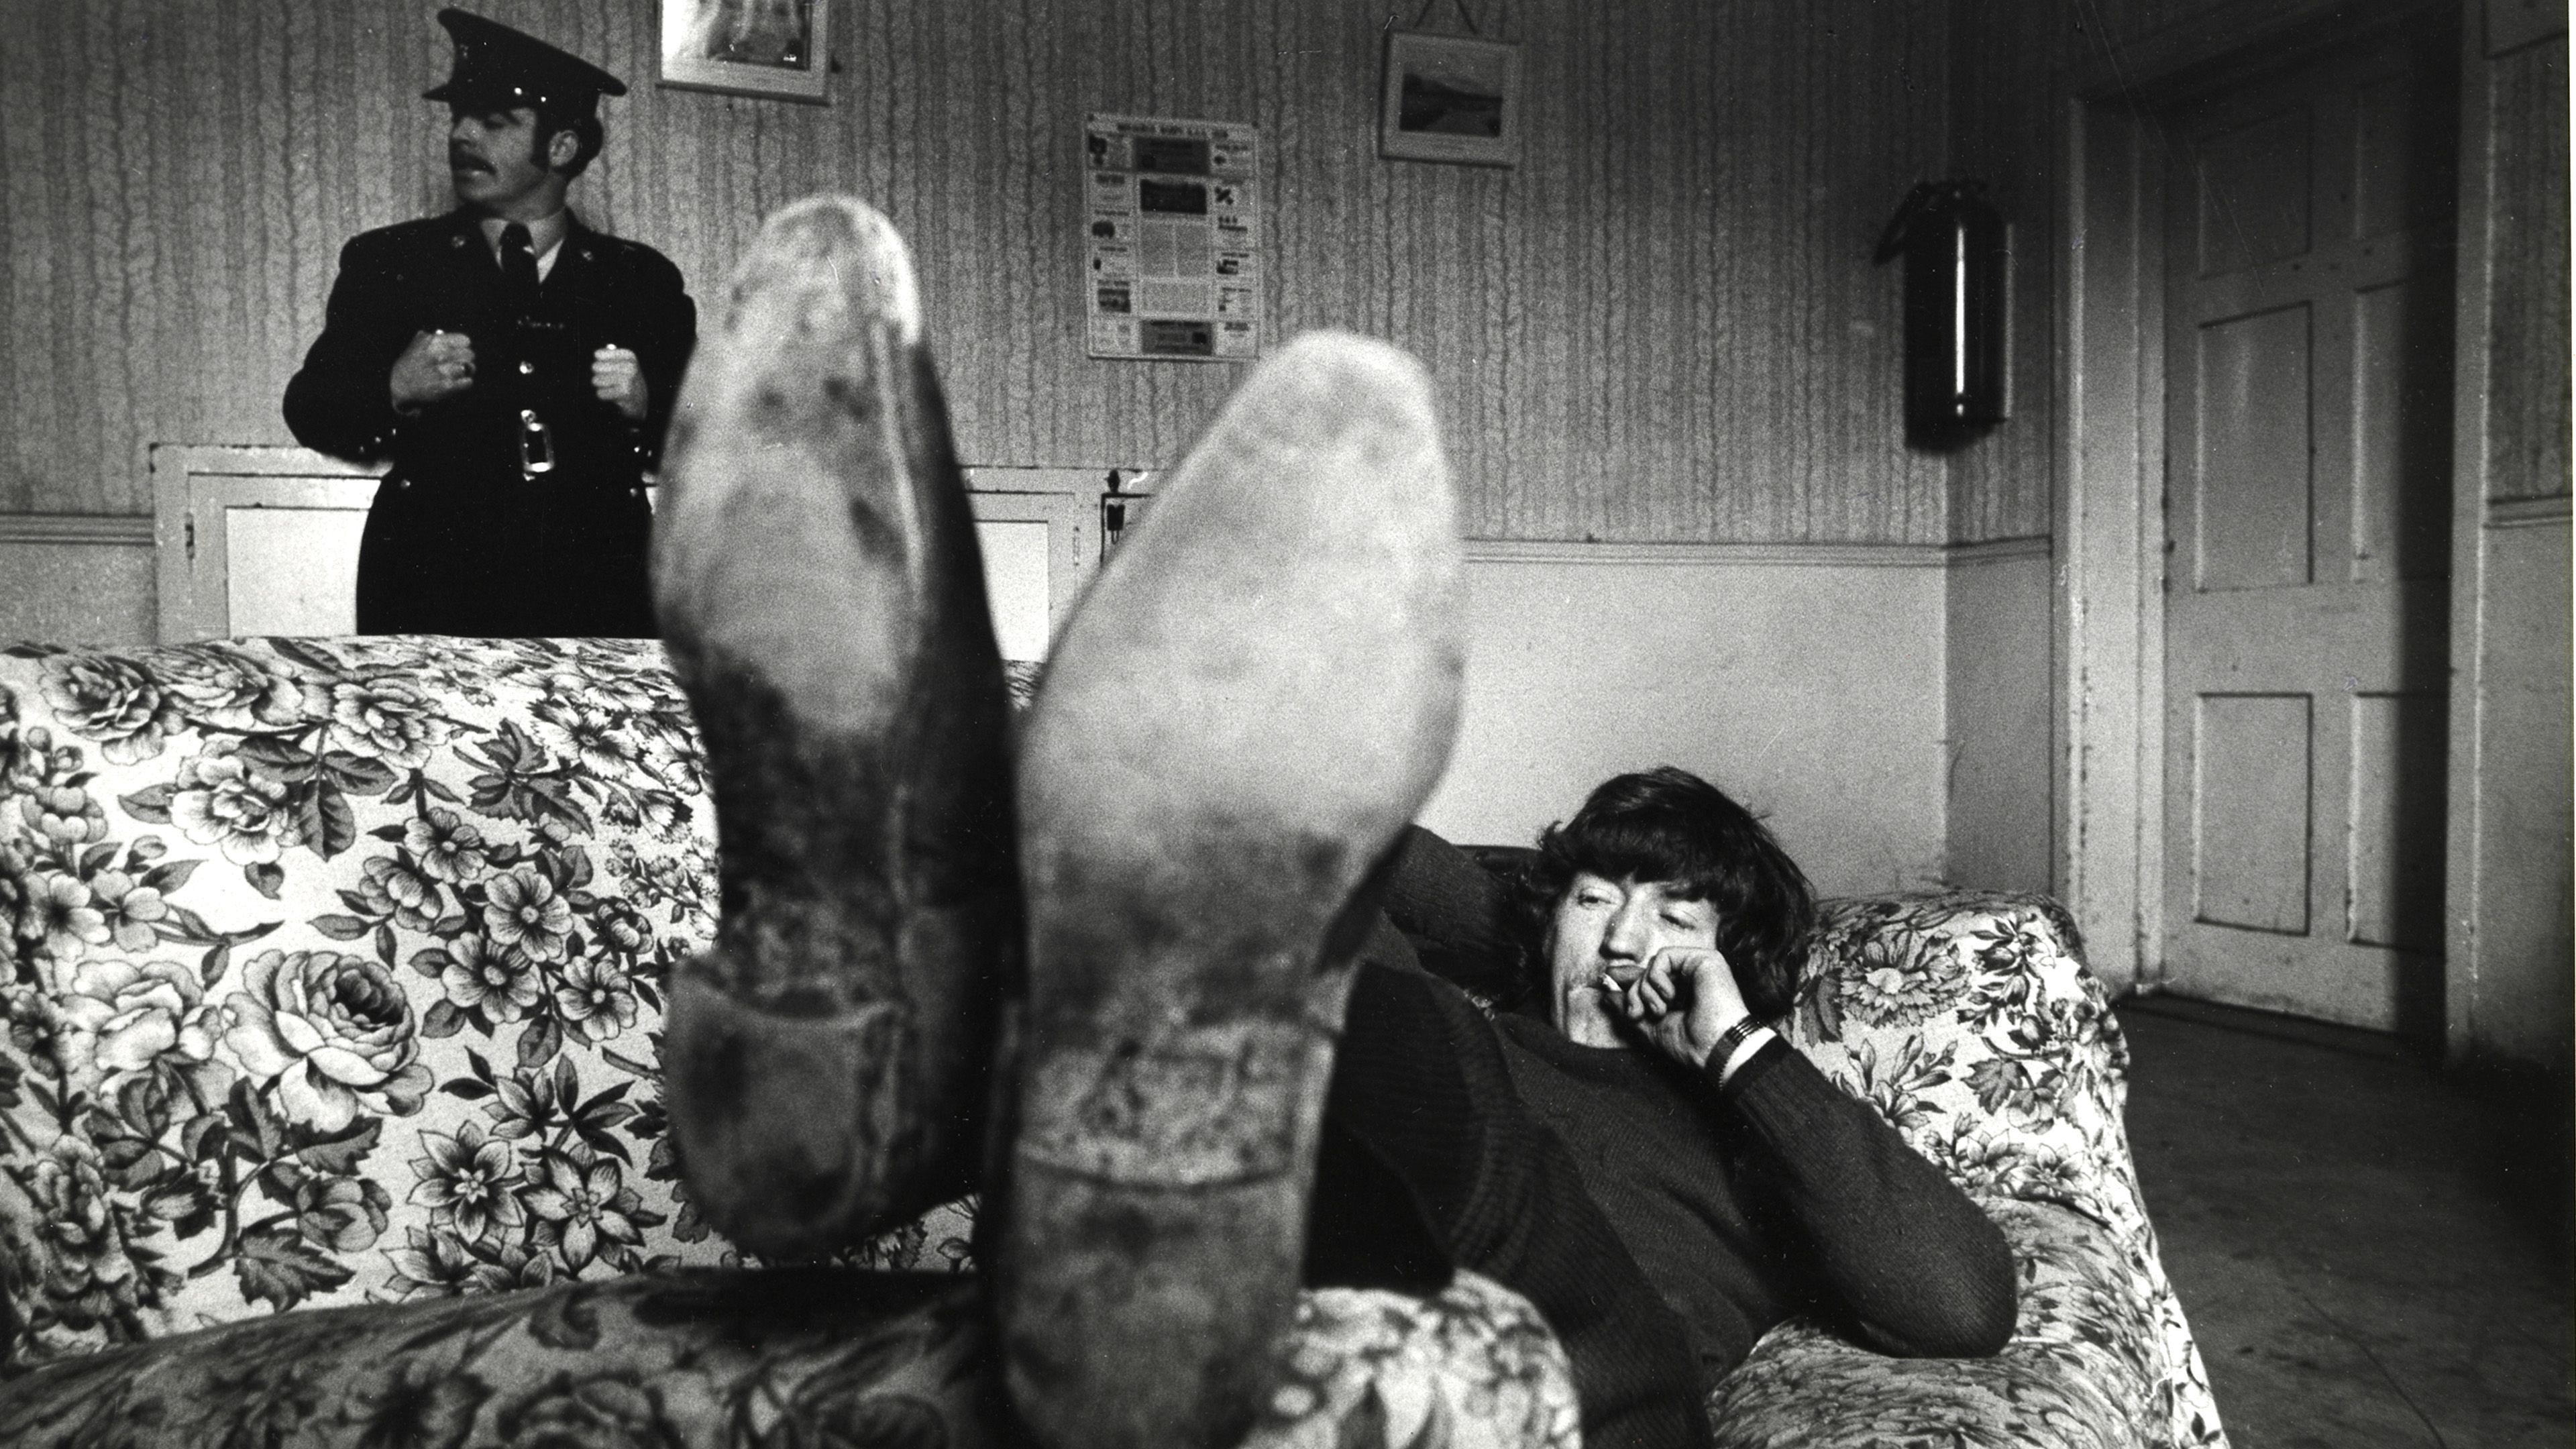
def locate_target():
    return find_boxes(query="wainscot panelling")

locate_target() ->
[1943,537,2053,894]
[0,0,1955,543]
[1417,543,1953,900]
[2456,503,2571,1069]
[1,502,2030,912]
[0,515,157,647]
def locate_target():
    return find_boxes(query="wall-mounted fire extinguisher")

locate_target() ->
[1874,179,2009,449]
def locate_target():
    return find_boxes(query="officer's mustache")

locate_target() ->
[449,146,493,174]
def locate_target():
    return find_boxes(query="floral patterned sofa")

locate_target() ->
[0,635,2224,1448]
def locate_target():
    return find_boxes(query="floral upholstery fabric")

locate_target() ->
[1713,1199,2154,1448]
[0,1264,1574,1449]
[0,635,2220,1449]
[0,637,736,1358]
[0,635,1574,1449]
[1723,893,2230,1449]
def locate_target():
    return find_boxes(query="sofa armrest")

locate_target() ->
[1709,1200,2157,1449]
[1784,892,2228,1449]
[1792,892,2140,1238]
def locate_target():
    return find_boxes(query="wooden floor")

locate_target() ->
[2121,996,2573,1448]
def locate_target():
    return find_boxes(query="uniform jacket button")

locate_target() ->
[519,360,535,374]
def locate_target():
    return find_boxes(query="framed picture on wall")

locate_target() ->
[659,0,828,103]
[1379,32,1521,167]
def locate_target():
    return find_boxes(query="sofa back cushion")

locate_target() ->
[0,637,963,1366]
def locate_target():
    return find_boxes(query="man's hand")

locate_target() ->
[1612,947,1754,1071]
[390,329,475,413]
[592,345,648,421]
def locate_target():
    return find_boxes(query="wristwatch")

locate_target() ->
[1711,1016,1768,1078]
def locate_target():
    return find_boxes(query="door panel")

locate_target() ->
[2350,68,2443,239]
[2349,278,2453,580]
[2345,690,2447,951]
[2195,304,2315,590]
[227,504,372,637]
[2192,693,2314,932]
[2196,107,2314,273]
[2159,17,2458,1034]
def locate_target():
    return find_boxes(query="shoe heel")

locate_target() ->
[653,196,1018,1256]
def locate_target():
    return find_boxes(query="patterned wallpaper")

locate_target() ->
[16,3,2528,541]
[0,0,1969,543]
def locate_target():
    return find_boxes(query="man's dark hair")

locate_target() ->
[1519,766,1816,1020]
[532,105,603,178]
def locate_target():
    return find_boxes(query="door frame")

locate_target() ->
[2051,0,2465,1009]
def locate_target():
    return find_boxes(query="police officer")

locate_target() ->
[284,9,695,639]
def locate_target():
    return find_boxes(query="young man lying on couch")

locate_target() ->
[1303,772,2017,1447]
[0,195,2008,1449]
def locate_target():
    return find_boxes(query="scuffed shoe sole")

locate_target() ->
[651,196,1019,1257]
[995,332,1465,1449]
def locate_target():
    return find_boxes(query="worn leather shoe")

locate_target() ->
[992,331,1466,1449]
[651,196,1019,1257]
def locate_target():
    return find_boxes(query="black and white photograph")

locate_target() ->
[0,3,2564,1448]
[658,0,827,102]
[1380,31,1523,166]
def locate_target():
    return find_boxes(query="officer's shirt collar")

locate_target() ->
[476,209,571,281]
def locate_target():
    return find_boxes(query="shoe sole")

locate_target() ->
[994,332,1464,1449]
[651,195,1018,1257]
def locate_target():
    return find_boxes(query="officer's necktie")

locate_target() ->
[499,222,540,313]
[500,222,551,480]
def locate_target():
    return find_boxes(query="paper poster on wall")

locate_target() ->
[1084,113,1260,362]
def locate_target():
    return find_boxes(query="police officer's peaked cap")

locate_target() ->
[423,9,626,117]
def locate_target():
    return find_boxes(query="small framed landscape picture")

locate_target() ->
[659,0,828,103]
[1379,32,1521,167]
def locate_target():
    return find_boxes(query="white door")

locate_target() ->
[2158,18,2458,1034]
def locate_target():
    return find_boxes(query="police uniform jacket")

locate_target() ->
[283,209,695,638]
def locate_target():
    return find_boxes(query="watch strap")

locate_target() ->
[1711,1016,1766,1077]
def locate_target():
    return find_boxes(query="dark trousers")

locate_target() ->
[356,473,656,639]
